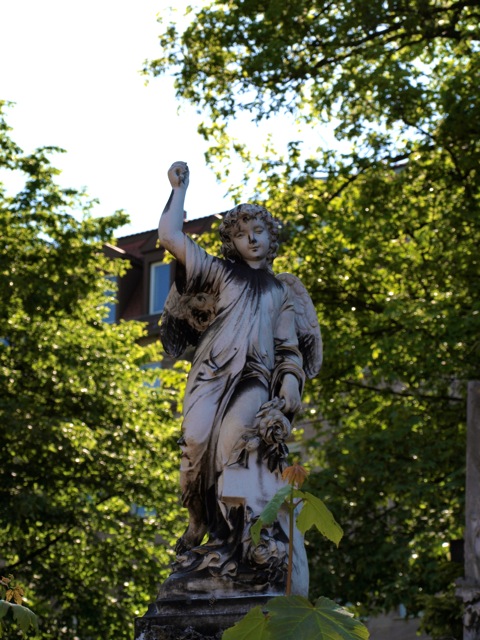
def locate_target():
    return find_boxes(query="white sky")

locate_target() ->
[0,0,338,238]
[0,0,236,237]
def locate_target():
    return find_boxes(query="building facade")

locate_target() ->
[104,214,220,343]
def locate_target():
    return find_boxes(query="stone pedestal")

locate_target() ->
[134,594,274,639]
[456,381,480,640]
[135,570,284,639]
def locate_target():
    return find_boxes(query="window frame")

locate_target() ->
[149,261,171,315]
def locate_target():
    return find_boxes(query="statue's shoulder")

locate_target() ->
[276,272,323,379]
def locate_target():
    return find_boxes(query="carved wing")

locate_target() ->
[159,284,198,358]
[276,272,323,379]
[159,283,217,358]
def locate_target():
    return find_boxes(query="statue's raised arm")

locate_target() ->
[158,161,190,264]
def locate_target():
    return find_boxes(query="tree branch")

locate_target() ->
[343,379,463,402]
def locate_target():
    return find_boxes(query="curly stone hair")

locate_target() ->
[219,203,280,266]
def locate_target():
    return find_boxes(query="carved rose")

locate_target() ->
[227,398,291,471]
[251,398,291,473]
[254,398,291,444]
[257,410,290,444]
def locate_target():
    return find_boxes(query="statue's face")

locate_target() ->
[231,216,270,268]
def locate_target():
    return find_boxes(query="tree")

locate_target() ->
[148,0,480,628]
[0,102,185,639]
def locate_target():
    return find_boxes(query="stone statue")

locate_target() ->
[157,161,322,599]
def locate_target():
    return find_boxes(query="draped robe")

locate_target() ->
[179,238,305,534]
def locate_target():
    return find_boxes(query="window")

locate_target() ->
[149,262,171,314]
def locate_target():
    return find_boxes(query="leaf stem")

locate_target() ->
[286,484,295,596]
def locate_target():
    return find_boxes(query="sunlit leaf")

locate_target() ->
[295,491,343,546]
[11,603,39,633]
[250,485,292,545]
[267,596,369,639]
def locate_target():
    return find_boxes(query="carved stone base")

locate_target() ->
[134,593,276,639]
[157,564,285,600]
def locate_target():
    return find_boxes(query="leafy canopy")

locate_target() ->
[0,102,185,639]
[149,0,479,152]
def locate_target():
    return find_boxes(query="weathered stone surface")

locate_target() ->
[134,623,222,640]
[157,570,284,600]
[134,594,273,639]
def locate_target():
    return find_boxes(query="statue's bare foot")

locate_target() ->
[175,522,208,555]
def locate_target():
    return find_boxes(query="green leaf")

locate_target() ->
[267,596,369,639]
[0,600,38,634]
[0,600,9,619]
[250,485,292,545]
[295,491,343,546]
[222,606,271,639]
[11,603,38,633]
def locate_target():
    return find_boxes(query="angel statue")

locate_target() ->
[157,161,322,598]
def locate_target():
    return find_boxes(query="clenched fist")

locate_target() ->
[168,161,189,189]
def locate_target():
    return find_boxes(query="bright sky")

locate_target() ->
[0,0,338,238]
[0,0,235,237]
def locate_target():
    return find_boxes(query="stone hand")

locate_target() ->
[279,373,302,415]
[168,161,189,189]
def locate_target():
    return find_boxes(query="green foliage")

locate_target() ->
[0,600,39,637]
[417,584,463,640]
[295,491,343,546]
[245,471,358,639]
[0,575,38,637]
[149,0,480,633]
[250,485,292,544]
[149,0,479,146]
[0,102,184,639]
[223,597,369,640]
[267,597,369,640]
[250,485,343,547]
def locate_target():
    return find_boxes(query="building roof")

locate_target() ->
[115,213,222,258]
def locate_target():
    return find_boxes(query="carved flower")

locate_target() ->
[227,399,292,471]
[255,399,291,445]
[250,398,292,473]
